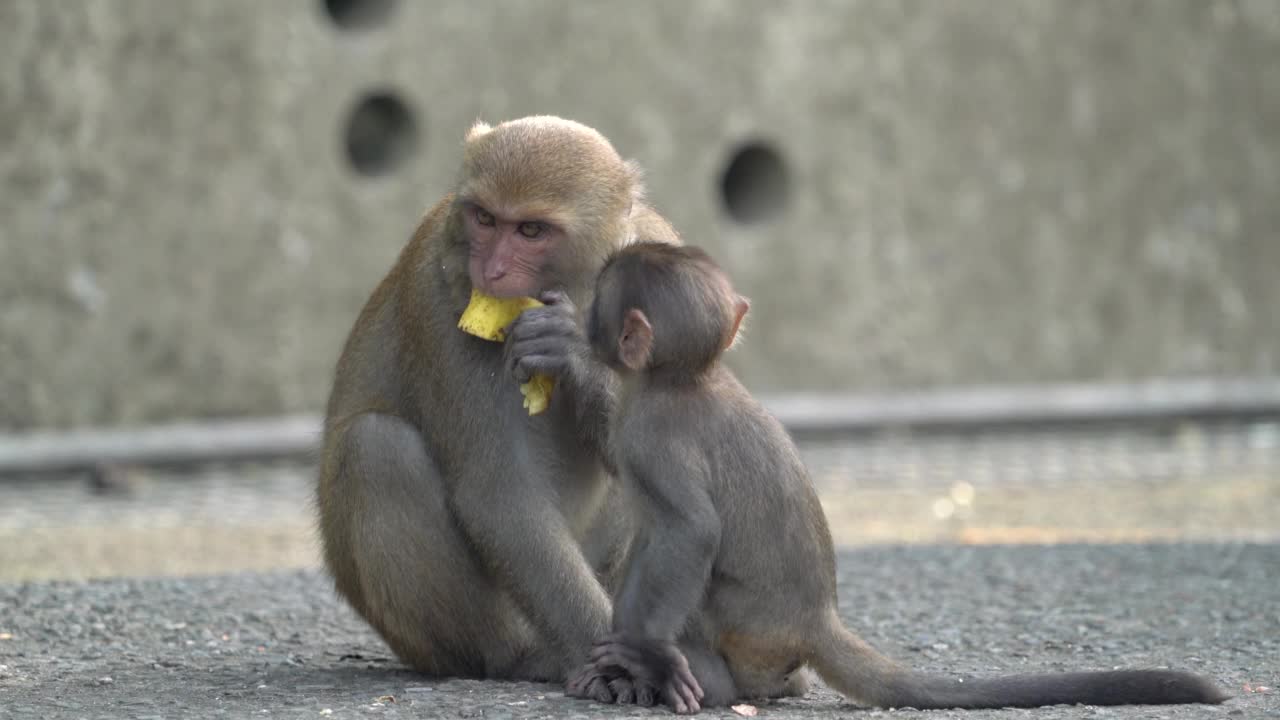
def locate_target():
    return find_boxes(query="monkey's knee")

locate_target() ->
[324,413,524,676]
[341,413,441,496]
[320,413,443,592]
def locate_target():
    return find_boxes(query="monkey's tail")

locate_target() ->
[808,610,1230,709]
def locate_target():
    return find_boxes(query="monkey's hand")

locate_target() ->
[505,290,591,387]
[591,635,704,714]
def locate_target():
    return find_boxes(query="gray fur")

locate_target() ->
[579,242,1230,712]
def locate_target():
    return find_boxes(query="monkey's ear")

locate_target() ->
[466,120,493,143]
[619,308,654,371]
[724,296,750,350]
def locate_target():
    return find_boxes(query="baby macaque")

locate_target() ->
[568,241,1228,713]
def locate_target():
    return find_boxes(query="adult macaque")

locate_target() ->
[570,241,1229,712]
[316,117,677,681]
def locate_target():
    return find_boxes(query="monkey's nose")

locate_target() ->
[484,261,508,282]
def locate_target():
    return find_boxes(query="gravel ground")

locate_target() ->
[1,543,1276,720]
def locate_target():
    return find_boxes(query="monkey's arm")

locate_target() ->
[613,443,720,641]
[507,290,616,457]
[563,352,617,458]
[451,460,613,671]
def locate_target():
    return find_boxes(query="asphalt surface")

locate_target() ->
[2,543,1276,719]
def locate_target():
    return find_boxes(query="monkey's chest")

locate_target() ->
[520,411,612,533]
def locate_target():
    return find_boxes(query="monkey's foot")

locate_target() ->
[590,635,704,714]
[567,661,661,708]
[565,662,618,705]
[606,674,659,707]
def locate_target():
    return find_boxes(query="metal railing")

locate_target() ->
[3,378,1280,475]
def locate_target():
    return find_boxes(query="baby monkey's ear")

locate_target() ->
[619,308,654,371]
[724,296,750,351]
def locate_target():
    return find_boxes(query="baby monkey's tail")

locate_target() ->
[808,610,1229,710]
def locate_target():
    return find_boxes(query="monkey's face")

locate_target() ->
[462,203,565,298]
[456,117,636,299]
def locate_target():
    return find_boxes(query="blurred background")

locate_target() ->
[1,0,1278,581]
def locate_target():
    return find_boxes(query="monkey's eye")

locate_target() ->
[517,222,545,240]
[475,208,496,227]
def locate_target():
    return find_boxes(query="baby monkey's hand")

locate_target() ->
[590,634,704,714]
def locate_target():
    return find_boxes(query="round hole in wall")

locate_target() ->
[322,0,398,30]
[718,141,790,224]
[343,91,418,177]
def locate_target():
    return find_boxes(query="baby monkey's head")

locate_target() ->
[588,241,749,377]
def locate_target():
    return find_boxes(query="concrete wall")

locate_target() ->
[2,0,1278,430]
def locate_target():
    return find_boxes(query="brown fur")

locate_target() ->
[317,117,677,681]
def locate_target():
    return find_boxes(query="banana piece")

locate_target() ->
[519,373,555,415]
[457,289,555,415]
[457,289,544,342]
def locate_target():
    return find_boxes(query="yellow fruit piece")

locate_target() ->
[457,289,544,342]
[458,289,556,415]
[520,374,555,415]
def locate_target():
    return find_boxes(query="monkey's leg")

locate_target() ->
[681,643,739,708]
[321,413,546,679]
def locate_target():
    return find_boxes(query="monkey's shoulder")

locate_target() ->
[615,374,791,470]
[617,378,740,433]
[612,389,714,459]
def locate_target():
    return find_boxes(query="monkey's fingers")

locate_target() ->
[537,289,574,309]
[507,333,572,354]
[664,677,703,715]
[505,336,569,376]
[632,679,658,708]
[593,644,700,713]
[507,304,578,340]
[589,643,649,674]
[670,654,704,702]
[659,652,703,714]
[565,663,598,696]
[499,302,573,357]
[585,675,616,704]
[590,651,632,675]
[566,665,617,704]
[608,676,637,705]
[589,637,640,660]
[511,354,568,384]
